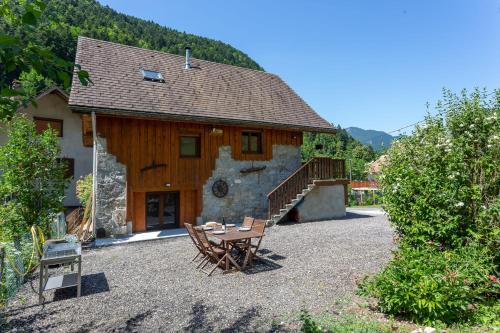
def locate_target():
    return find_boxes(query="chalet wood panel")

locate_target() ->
[94,115,302,231]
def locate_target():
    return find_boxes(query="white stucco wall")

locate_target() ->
[296,184,346,222]
[0,92,93,206]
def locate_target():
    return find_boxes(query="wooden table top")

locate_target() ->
[207,228,263,242]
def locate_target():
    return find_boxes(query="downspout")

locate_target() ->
[91,111,98,238]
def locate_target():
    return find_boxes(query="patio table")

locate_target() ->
[207,228,263,272]
[39,241,82,304]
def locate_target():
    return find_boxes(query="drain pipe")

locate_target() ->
[91,111,98,238]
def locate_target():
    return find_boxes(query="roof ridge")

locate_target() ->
[77,36,273,76]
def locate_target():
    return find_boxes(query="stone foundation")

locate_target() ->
[296,184,346,222]
[201,145,301,223]
[95,137,127,236]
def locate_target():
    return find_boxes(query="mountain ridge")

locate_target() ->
[346,127,395,151]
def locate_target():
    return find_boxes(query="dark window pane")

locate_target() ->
[57,158,74,179]
[242,131,262,153]
[242,135,249,152]
[180,136,200,157]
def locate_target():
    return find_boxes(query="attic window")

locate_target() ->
[141,69,165,82]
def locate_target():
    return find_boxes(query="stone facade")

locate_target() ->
[95,137,127,236]
[201,145,301,223]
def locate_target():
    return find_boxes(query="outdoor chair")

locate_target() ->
[185,223,204,263]
[242,216,255,228]
[243,219,267,266]
[193,227,227,276]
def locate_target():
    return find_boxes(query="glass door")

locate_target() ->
[145,192,179,230]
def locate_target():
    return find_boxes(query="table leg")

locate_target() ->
[243,239,252,268]
[38,263,44,304]
[77,257,81,298]
[225,241,229,271]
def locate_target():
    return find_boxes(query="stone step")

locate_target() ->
[285,203,294,209]
[302,189,310,195]
[296,194,304,200]
[290,199,300,205]
[307,184,315,190]
[272,214,281,220]
[279,208,288,214]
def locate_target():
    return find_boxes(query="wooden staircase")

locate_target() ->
[267,157,346,225]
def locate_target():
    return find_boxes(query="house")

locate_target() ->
[0,87,93,207]
[69,37,347,237]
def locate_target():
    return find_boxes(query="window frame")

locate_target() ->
[179,134,201,158]
[34,117,63,137]
[241,130,263,154]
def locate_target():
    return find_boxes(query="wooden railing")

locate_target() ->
[267,157,346,217]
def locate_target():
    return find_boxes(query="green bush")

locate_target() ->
[360,245,499,325]
[364,89,500,327]
[0,115,69,240]
[76,174,93,208]
[380,89,499,253]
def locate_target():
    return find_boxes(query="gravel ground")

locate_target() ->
[1,210,393,332]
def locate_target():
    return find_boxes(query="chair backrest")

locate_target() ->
[193,226,212,251]
[252,219,266,235]
[185,223,201,248]
[242,216,255,228]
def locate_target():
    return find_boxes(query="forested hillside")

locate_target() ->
[0,0,262,87]
[302,127,378,180]
[346,127,395,151]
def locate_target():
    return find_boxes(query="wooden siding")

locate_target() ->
[91,115,302,231]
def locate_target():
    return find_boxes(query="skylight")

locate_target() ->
[141,69,165,82]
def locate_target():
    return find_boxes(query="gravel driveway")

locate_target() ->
[1,210,393,332]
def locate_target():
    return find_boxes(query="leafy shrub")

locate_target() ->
[76,174,93,208]
[364,89,500,327]
[361,244,499,325]
[0,115,69,240]
[380,89,499,254]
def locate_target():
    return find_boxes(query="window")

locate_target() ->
[58,158,75,179]
[34,117,63,137]
[241,131,262,154]
[180,135,200,158]
[141,69,165,82]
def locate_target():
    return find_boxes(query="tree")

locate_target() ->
[0,115,69,240]
[302,127,376,180]
[0,0,90,120]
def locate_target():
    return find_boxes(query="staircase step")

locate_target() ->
[279,208,288,214]
[307,184,315,190]
[272,214,281,220]
[291,199,300,205]
[285,204,294,209]
[296,194,304,200]
[302,189,310,195]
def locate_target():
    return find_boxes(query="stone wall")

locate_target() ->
[201,145,301,223]
[95,137,127,236]
[296,184,346,222]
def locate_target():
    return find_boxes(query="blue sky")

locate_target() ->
[99,0,500,134]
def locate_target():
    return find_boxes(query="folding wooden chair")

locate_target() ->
[242,216,255,228]
[243,219,267,267]
[193,227,227,276]
[185,223,204,263]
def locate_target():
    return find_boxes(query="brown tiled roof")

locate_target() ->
[69,37,335,133]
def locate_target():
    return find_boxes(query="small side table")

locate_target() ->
[39,241,82,304]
